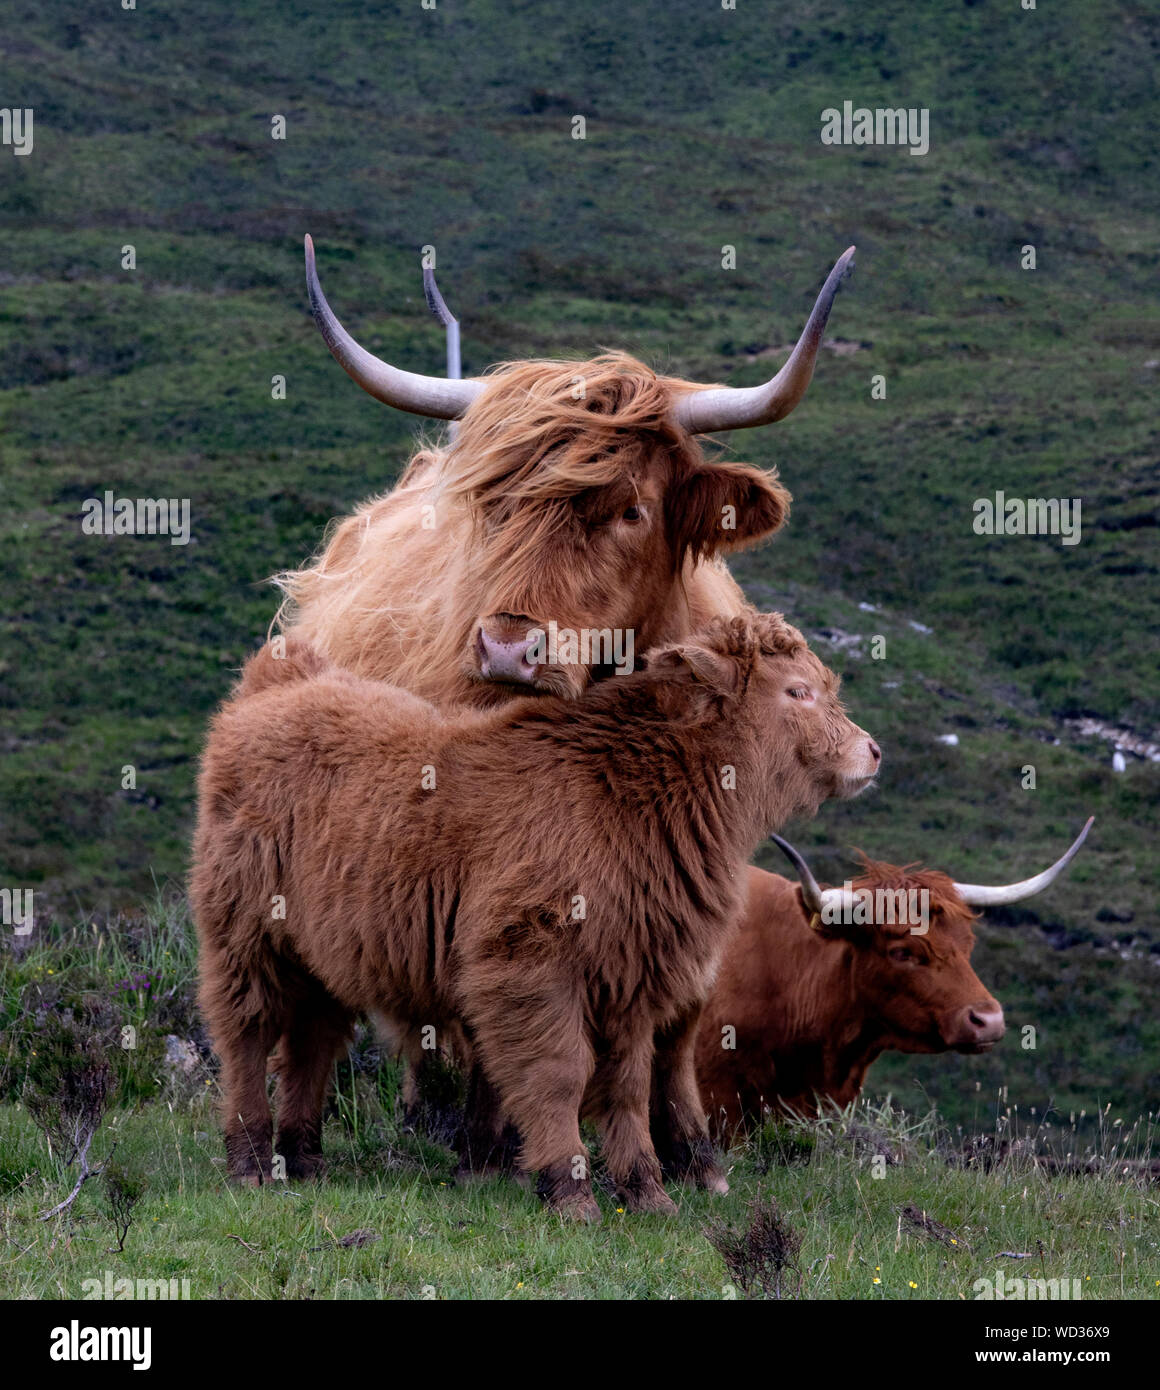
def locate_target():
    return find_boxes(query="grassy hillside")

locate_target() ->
[1,0,1157,1131]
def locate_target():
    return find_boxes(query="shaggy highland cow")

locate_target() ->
[278,237,856,705]
[192,612,879,1219]
[696,823,1092,1135]
[275,237,856,1148]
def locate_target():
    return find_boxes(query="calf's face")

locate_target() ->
[649,612,880,824]
[754,643,881,811]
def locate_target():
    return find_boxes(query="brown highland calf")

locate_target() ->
[192,612,879,1219]
[696,823,1091,1136]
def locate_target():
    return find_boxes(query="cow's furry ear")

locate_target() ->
[644,641,741,696]
[676,461,791,558]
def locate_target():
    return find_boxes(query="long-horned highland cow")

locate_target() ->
[277,237,856,704]
[275,236,857,1151]
[192,611,880,1220]
[696,821,1092,1136]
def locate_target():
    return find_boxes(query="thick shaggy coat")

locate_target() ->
[192,614,878,1218]
[275,354,788,704]
[696,863,1004,1135]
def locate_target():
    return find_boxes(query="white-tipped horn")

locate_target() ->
[674,246,856,434]
[769,833,859,930]
[952,817,1094,909]
[304,235,483,419]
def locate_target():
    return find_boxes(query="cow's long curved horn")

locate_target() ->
[952,818,1094,908]
[674,246,856,434]
[769,833,859,930]
[304,235,484,419]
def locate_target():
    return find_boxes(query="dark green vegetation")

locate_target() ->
[1,2,1157,1140]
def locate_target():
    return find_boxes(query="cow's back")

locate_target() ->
[191,672,454,1021]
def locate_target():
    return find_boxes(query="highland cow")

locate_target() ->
[276,239,855,1141]
[192,613,879,1219]
[696,823,1092,1136]
[277,238,856,705]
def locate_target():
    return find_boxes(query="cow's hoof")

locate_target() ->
[280,1151,324,1181]
[686,1158,729,1193]
[231,1172,264,1188]
[553,1192,602,1224]
[625,1186,678,1216]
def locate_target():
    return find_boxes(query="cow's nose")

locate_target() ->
[959,1003,1005,1046]
[477,622,538,684]
[868,739,882,765]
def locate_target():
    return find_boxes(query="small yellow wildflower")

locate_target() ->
[872,1277,881,1285]
[909,1281,917,1288]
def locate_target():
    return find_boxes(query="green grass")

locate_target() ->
[3,1088,1156,1301]
[2,894,1157,1302]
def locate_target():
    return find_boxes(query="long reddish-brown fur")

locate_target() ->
[696,863,1003,1136]
[273,353,789,704]
[191,614,876,1219]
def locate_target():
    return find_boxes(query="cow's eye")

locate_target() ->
[787,686,812,701]
[621,505,643,522]
[889,947,915,964]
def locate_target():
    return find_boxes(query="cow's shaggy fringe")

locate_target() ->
[271,352,788,704]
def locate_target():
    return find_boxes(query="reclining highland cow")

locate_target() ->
[192,611,879,1219]
[695,822,1092,1136]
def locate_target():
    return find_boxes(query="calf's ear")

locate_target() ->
[644,641,741,697]
[676,461,791,558]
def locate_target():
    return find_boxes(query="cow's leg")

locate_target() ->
[590,1023,677,1216]
[399,1024,472,1151]
[200,948,280,1185]
[273,988,354,1180]
[454,1061,522,1180]
[216,1016,278,1185]
[470,1001,598,1222]
[650,1008,728,1194]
